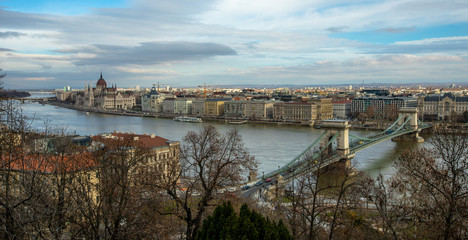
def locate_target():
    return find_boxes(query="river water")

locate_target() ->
[17,93,426,176]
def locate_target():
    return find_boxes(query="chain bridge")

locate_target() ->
[242,107,432,198]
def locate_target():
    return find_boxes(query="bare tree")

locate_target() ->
[156,126,256,240]
[392,130,468,240]
[0,95,52,239]
[284,153,340,240]
[326,162,358,240]
[358,173,412,240]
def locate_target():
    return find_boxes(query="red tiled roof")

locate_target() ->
[1,151,98,173]
[92,133,171,149]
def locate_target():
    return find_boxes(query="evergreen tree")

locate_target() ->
[195,202,293,240]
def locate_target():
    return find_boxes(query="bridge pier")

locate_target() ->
[392,108,424,143]
[318,120,355,173]
[320,120,355,161]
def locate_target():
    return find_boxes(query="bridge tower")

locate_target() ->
[392,107,424,143]
[320,120,355,167]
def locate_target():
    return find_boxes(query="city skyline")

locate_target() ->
[1,0,468,89]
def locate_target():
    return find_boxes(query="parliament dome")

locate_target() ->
[96,73,107,88]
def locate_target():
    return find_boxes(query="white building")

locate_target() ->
[332,101,351,119]
[173,99,193,115]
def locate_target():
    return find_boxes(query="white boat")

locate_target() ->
[229,120,248,125]
[173,116,202,123]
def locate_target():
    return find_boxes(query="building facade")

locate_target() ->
[192,99,205,116]
[244,100,275,119]
[332,100,351,119]
[75,73,136,110]
[351,96,418,118]
[204,99,230,116]
[162,98,176,114]
[141,86,173,113]
[422,94,468,120]
[308,98,333,120]
[273,102,317,121]
[173,99,193,115]
[224,100,247,117]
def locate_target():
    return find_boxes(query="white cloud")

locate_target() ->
[198,0,468,32]
[395,36,468,45]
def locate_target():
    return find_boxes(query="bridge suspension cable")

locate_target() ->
[349,133,373,141]
[290,132,339,179]
[261,130,328,179]
[380,115,404,134]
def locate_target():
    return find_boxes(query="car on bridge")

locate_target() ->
[385,129,395,135]
[255,181,263,186]
[265,178,272,182]
[241,185,251,190]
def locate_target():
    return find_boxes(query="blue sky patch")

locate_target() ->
[330,23,468,44]
[0,0,127,15]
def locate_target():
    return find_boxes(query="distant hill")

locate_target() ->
[0,90,31,98]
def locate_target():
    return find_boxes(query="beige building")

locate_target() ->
[75,73,136,110]
[273,102,317,121]
[308,98,333,120]
[224,100,248,117]
[244,101,276,119]
[204,99,230,116]
[92,132,180,184]
[422,94,468,120]
[192,99,205,116]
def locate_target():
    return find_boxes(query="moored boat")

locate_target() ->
[173,116,202,123]
[229,120,248,125]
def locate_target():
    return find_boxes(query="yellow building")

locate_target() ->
[308,98,333,120]
[204,99,230,116]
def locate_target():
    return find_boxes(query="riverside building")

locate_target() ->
[75,73,136,110]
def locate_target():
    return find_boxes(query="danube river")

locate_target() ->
[18,94,426,176]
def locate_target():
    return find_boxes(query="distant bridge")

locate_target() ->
[13,97,55,103]
[242,107,432,198]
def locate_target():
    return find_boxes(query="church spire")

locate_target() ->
[100,72,103,79]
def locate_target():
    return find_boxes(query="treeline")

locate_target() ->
[0,90,31,98]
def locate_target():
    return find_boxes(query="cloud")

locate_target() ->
[0,31,27,39]
[0,48,13,52]
[113,66,178,74]
[243,41,261,49]
[197,0,468,33]
[23,77,55,81]
[59,41,236,66]
[375,26,415,33]
[0,9,61,30]
[326,26,349,33]
[366,36,468,54]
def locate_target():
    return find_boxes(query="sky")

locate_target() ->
[0,0,467,89]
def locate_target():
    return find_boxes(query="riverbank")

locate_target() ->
[44,100,392,130]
